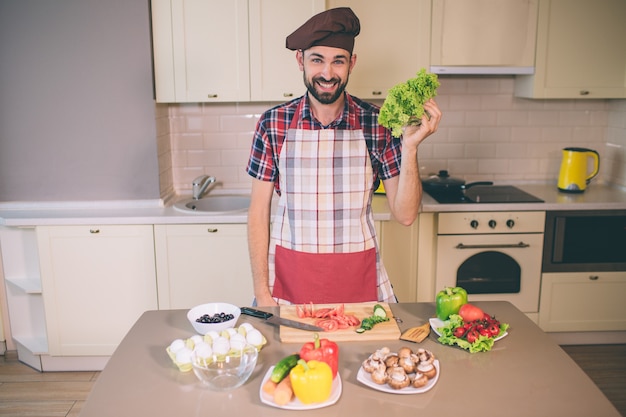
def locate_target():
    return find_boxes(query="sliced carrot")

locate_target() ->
[273,375,294,406]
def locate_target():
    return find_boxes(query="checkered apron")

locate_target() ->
[268,100,395,304]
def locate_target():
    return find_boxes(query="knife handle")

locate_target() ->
[240,307,274,319]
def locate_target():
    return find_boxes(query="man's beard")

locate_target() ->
[304,74,348,105]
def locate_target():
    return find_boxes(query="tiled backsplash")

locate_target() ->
[156,77,626,200]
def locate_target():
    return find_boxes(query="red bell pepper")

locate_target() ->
[298,333,339,379]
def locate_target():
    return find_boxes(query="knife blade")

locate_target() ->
[240,307,324,332]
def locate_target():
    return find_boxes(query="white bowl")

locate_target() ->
[191,343,258,391]
[187,302,241,334]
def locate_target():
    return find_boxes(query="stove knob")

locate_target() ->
[506,219,515,229]
[470,220,479,229]
[488,220,497,229]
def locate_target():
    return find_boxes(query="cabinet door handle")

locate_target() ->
[372,91,382,96]
[207,228,218,233]
[283,92,293,97]
[89,229,100,234]
[589,275,599,281]
[207,94,218,98]
[579,90,590,96]
[455,242,530,249]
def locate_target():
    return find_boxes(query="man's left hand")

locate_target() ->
[402,98,442,148]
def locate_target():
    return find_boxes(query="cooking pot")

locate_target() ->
[422,170,493,196]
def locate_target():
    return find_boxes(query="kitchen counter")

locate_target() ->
[79,301,620,417]
[420,182,626,213]
[1,183,625,226]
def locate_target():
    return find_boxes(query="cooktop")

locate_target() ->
[426,185,544,204]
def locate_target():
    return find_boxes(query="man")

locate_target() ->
[246,7,441,307]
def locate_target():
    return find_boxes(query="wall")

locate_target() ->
[0,0,160,203]
[606,100,626,188]
[163,76,626,196]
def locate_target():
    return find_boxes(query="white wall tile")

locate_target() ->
[157,80,626,195]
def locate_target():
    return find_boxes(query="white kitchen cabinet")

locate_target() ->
[151,0,323,103]
[0,226,47,370]
[249,0,325,101]
[36,225,158,357]
[154,224,254,309]
[539,271,626,332]
[515,0,626,99]
[326,0,431,100]
[151,0,250,102]
[379,220,419,302]
[430,0,537,74]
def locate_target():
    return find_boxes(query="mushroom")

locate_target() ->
[372,347,390,360]
[362,354,383,373]
[398,354,416,373]
[397,346,413,358]
[417,361,437,379]
[387,365,410,389]
[384,354,399,368]
[371,362,388,385]
[412,371,429,388]
[417,348,435,365]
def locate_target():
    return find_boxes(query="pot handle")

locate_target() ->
[461,181,493,190]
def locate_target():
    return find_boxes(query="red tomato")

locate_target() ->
[458,303,485,322]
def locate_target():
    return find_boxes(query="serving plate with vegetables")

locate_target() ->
[260,334,342,409]
[260,365,342,410]
[430,303,509,353]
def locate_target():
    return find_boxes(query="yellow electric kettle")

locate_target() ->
[557,147,600,192]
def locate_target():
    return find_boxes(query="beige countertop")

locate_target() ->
[420,182,626,213]
[79,301,621,417]
[0,183,625,226]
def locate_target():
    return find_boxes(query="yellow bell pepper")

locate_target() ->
[289,359,333,404]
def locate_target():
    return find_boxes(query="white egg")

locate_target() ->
[225,327,238,337]
[204,331,220,343]
[189,335,203,347]
[246,329,264,346]
[211,337,230,356]
[169,339,186,354]
[175,347,193,364]
[228,333,247,351]
[238,322,254,335]
[193,342,213,359]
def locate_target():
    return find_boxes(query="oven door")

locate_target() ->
[436,233,544,313]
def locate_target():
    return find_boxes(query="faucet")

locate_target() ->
[192,175,216,200]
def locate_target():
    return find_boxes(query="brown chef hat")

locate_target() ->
[286,7,360,54]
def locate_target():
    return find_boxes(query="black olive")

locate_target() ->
[196,312,235,324]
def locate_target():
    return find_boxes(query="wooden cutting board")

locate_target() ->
[279,302,401,343]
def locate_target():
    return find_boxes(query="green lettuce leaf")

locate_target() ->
[379,69,440,138]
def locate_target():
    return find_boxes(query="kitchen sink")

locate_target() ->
[173,195,250,214]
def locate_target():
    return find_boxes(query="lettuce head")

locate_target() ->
[379,69,440,138]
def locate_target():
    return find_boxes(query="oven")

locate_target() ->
[542,209,626,272]
[434,211,546,314]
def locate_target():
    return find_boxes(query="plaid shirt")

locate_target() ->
[246,93,402,195]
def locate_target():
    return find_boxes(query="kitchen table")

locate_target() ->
[79,302,621,417]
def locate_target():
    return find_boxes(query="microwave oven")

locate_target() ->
[542,210,626,272]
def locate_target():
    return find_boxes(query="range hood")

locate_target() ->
[430,66,534,75]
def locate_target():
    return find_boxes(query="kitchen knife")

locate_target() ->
[240,307,324,332]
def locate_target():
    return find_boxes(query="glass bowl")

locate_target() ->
[190,343,258,391]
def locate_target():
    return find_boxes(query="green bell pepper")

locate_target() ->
[436,286,468,320]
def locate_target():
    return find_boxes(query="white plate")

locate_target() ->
[429,318,508,341]
[259,366,342,410]
[357,359,440,394]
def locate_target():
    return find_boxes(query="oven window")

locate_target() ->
[457,251,521,294]
[562,215,626,263]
